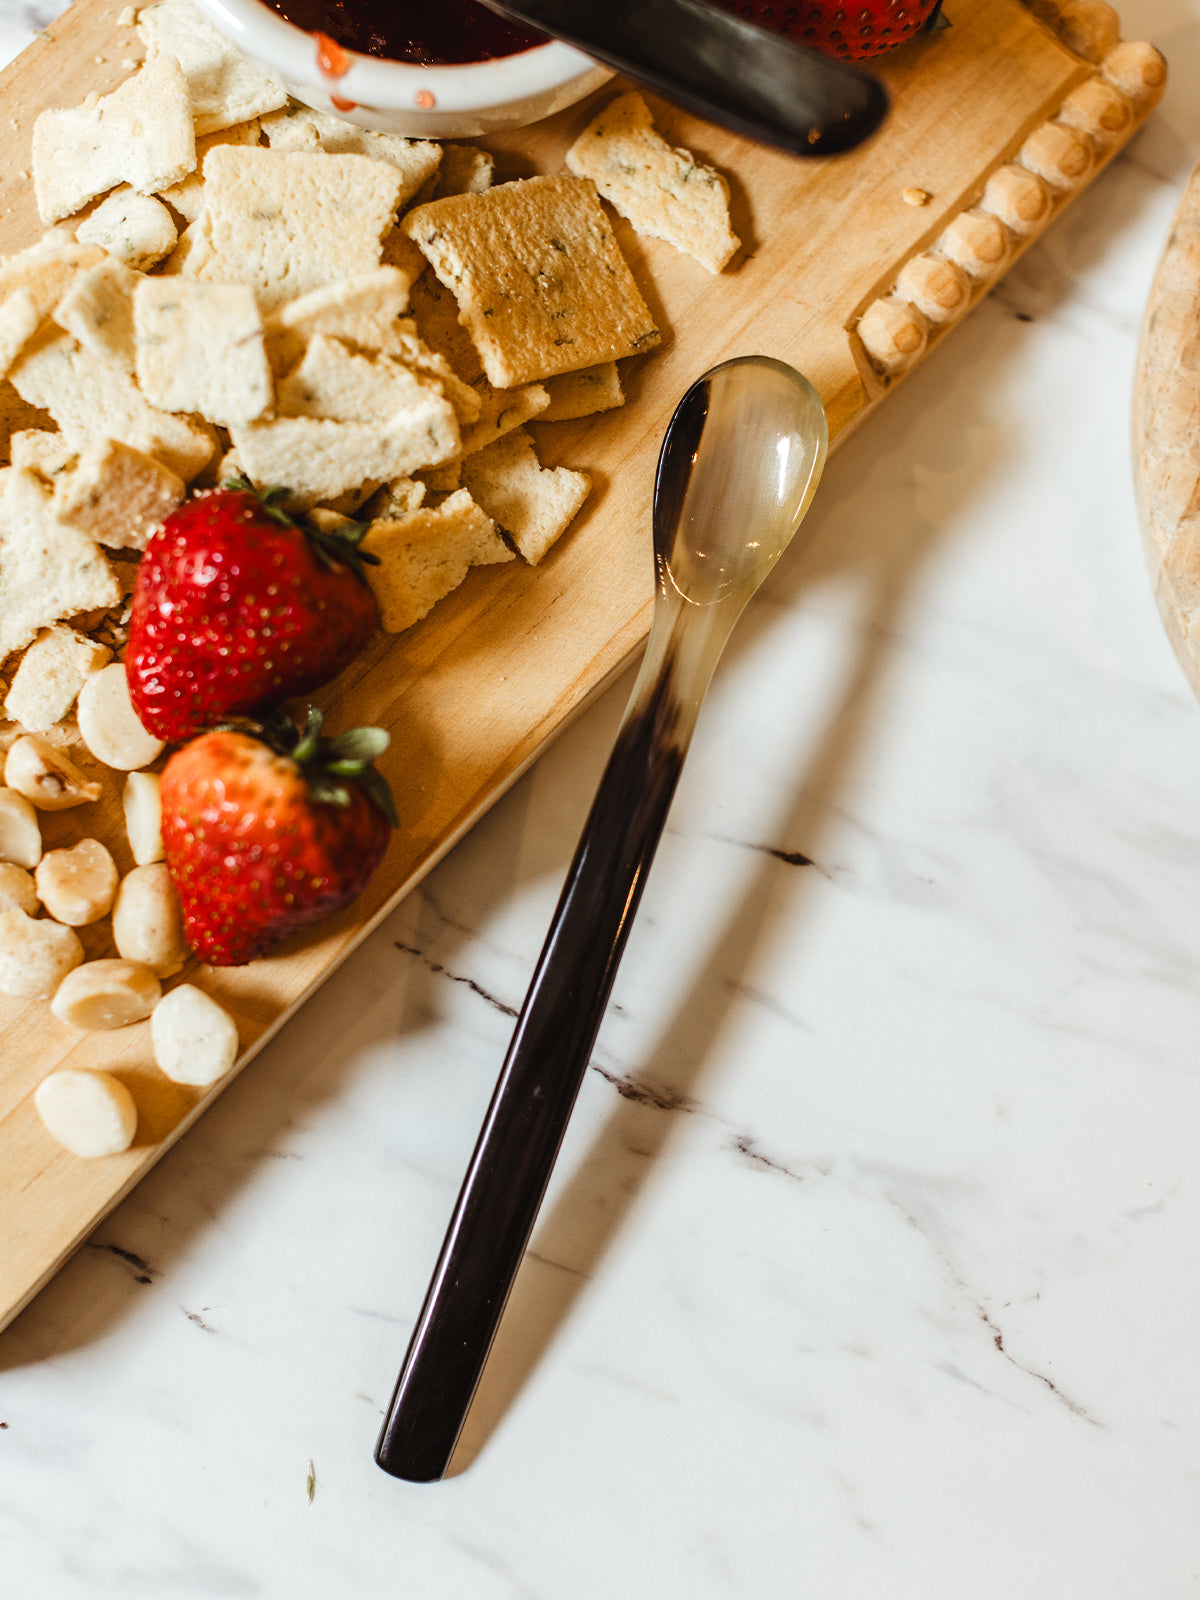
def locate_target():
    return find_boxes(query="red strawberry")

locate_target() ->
[715,0,942,61]
[160,708,396,966]
[125,479,379,743]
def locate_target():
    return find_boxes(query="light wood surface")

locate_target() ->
[0,0,1163,1331]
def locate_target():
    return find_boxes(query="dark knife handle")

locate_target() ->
[479,0,887,156]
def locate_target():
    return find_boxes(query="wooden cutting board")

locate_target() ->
[1135,158,1200,694]
[0,0,1164,1332]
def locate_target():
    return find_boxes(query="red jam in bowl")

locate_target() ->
[266,0,548,64]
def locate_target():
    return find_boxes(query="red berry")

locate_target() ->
[125,481,379,742]
[715,0,941,60]
[160,709,396,966]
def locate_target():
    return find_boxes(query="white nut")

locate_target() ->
[4,735,103,811]
[0,863,38,915]
[112,863,188,977]
[35,838,119,926]
[76,662,164,771]
[123,770,164,866]
[51,957,162,1030]
[151,984,239,1086]
[0,787,43,869]
[0,907,84,997]
[34,1068,138,1156]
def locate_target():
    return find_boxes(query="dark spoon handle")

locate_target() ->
[478,0,887,156]
[374,673,686,1483]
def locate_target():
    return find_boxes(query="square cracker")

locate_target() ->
[402,175,660,388]
[362,487,512,633]
[134,277,272,427]
[565,91,740,275]
[460,426,590,565]
[0,467,120,665]
[138,0,287,135]
[32,54,196,226]
[10,329,215,482]
[186,146,406,313]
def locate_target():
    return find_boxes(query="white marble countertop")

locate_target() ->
[5,3,1200,1595]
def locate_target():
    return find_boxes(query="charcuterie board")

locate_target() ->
[0,0,1165,1332]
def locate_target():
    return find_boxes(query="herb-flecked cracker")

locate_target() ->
[402,175,660,388]
[138,0,287,135]
[565,91,740,275]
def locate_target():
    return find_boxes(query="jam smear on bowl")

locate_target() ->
[266,0,548,64]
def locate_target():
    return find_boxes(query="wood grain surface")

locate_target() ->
[0,0,1163,1331]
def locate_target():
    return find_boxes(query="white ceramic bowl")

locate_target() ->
[193,0,612,137]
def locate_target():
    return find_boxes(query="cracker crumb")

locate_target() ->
[903,186,931,206]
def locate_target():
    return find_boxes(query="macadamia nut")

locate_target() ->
[0,863,38,916]
[151,983,239,1086]
[35,838,119,926]
[4,735,102,810]
[76,663,164,771]
[34,1068,138,1156]
[0,907,84,997]
[123,771,164,866]
[0,787,43,869]
[112,863,188,977]
[51,958,162,1030]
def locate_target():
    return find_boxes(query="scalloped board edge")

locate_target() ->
[851,1,1166,390]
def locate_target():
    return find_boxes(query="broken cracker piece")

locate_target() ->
[538,362,624,422]
[155,119,262,225]
[461,426,589,565]
[32,54,196,225]
[258,105,440,206]
[0,289,41,382]
[138,0,287,134]
[9,429,77,481]
[459,378,548,457]
[53,256,141,372]
[0,232,107,322]
[4,623,112,731]
[403,174,660,388]
[187,145,406,313]
[0,468,120,666]
[362,487,512,632]
[230,409,457,510]
[75,187,179,270]
[275,334,457,440]
[52,438,185,551]
[134,277,272,427]
[566,91,740,274]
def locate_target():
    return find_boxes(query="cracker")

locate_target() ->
[276,335,458,442]
[229,410,458,510]
[0,290,40,382]
[0,467,120,665]
[32,54,196,226]
[4,623,112,731]
[362,487,512,632]
[9,430,77,481]
[53,256,141,373]
[359,476,426,521]
[459,379,548,457]
[155,120,262,225]
[52,437,186,550]
[187,146,406,313]
[134,277,272,427]
[380,227,429,295]
[460,426,590,565]
[432,144,494,199]
[138,0,287,135]
[402,174,661,388]
[0,232,107,320]
[566,91,740,274]
[10,329,216,482]
[258,105,441,206]
[538,362,624,422]
[75,187,179,270]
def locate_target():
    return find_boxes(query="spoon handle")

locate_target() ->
[374,602,723,1482]
[477,0,887,156]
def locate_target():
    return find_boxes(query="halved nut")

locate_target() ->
[34,1068,138,1156]
[112,863,188,978]
[123,770,164,866]
[4,735,103,811]
[151,983,239,1086]
[76,663,164,771]
[0,787,43,870]
[35,838,119,926]
[0,863,38,916]
[51,957,162,1030]
[0,907,84,998]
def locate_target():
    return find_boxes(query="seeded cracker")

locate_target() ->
[402,175,660,388]
[0,469,119,665]
[565,91,740,275]
[362,488,513,632]
[75,188,179,270]
[461,427,590,565]
[32,54,196,226]
[539,363,624,422]
[134,278,272,427]
[187,146,406,314]
[138,0,287,135]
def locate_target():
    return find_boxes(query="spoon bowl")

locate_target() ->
[375,356,828,1484]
